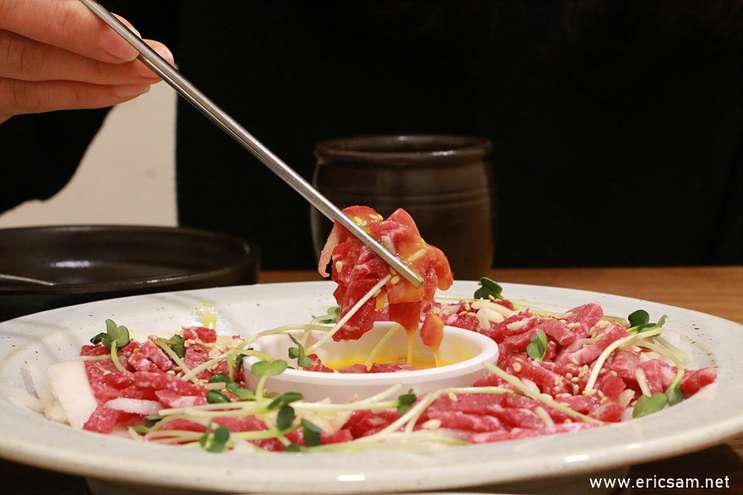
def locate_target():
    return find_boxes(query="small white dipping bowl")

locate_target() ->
[243,322,499,403]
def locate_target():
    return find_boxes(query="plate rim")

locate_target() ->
[1,280,742,494]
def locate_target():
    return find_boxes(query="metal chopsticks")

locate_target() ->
[79,0,423,288]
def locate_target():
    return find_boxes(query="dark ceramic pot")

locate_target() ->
[312,135,495,280]
[0,225,261,321]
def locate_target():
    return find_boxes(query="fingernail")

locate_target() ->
[153,44,175,65]
[114,84,151,98]
[100,27,139,61]
[135,45,175,78]
[135,61,157,79]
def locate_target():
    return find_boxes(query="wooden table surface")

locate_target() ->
[2,266,741,494]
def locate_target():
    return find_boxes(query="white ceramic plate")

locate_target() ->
[1,281,742,495]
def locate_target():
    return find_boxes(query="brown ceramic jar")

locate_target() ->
[312,135,495,280]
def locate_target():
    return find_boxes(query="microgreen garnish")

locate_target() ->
[249,359,287,400]
[199,423,230,453]
[316,306,340,324]
[288,335,312,369]
[91,319,130,372]
[91,319,130,349]
[632,392,667,418]
[208,373,254,400]
[250,359,286,401]
[277,406,322,449]
[276,405,296,430]
[130,416,163,434]
[526,328,548,361]
[234,353,246,372]
[206,390,231,404]
[145,415,164,427]
[397,389,417,415]
[627,310,668,334]
[665,385,684,406]
[268,391,303,411]
[300,419,323,447]
[474,277,504,300]
[151,334,186,359]
[628,309,650,327]
[225,347,248,381]
[208,373,231,384]
[226,382,255,400]
[251,360,288,377]
[168,334,186,358]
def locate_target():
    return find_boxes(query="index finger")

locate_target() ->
[0,0,138,63]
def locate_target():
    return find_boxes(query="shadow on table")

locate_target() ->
[0,458,90,495]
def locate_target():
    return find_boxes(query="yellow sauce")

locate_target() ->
[325,354,454,371]
[195,302,218,329]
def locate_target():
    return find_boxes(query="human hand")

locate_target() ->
[0,0,174,124]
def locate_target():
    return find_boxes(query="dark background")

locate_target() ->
[1,0,740,270]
